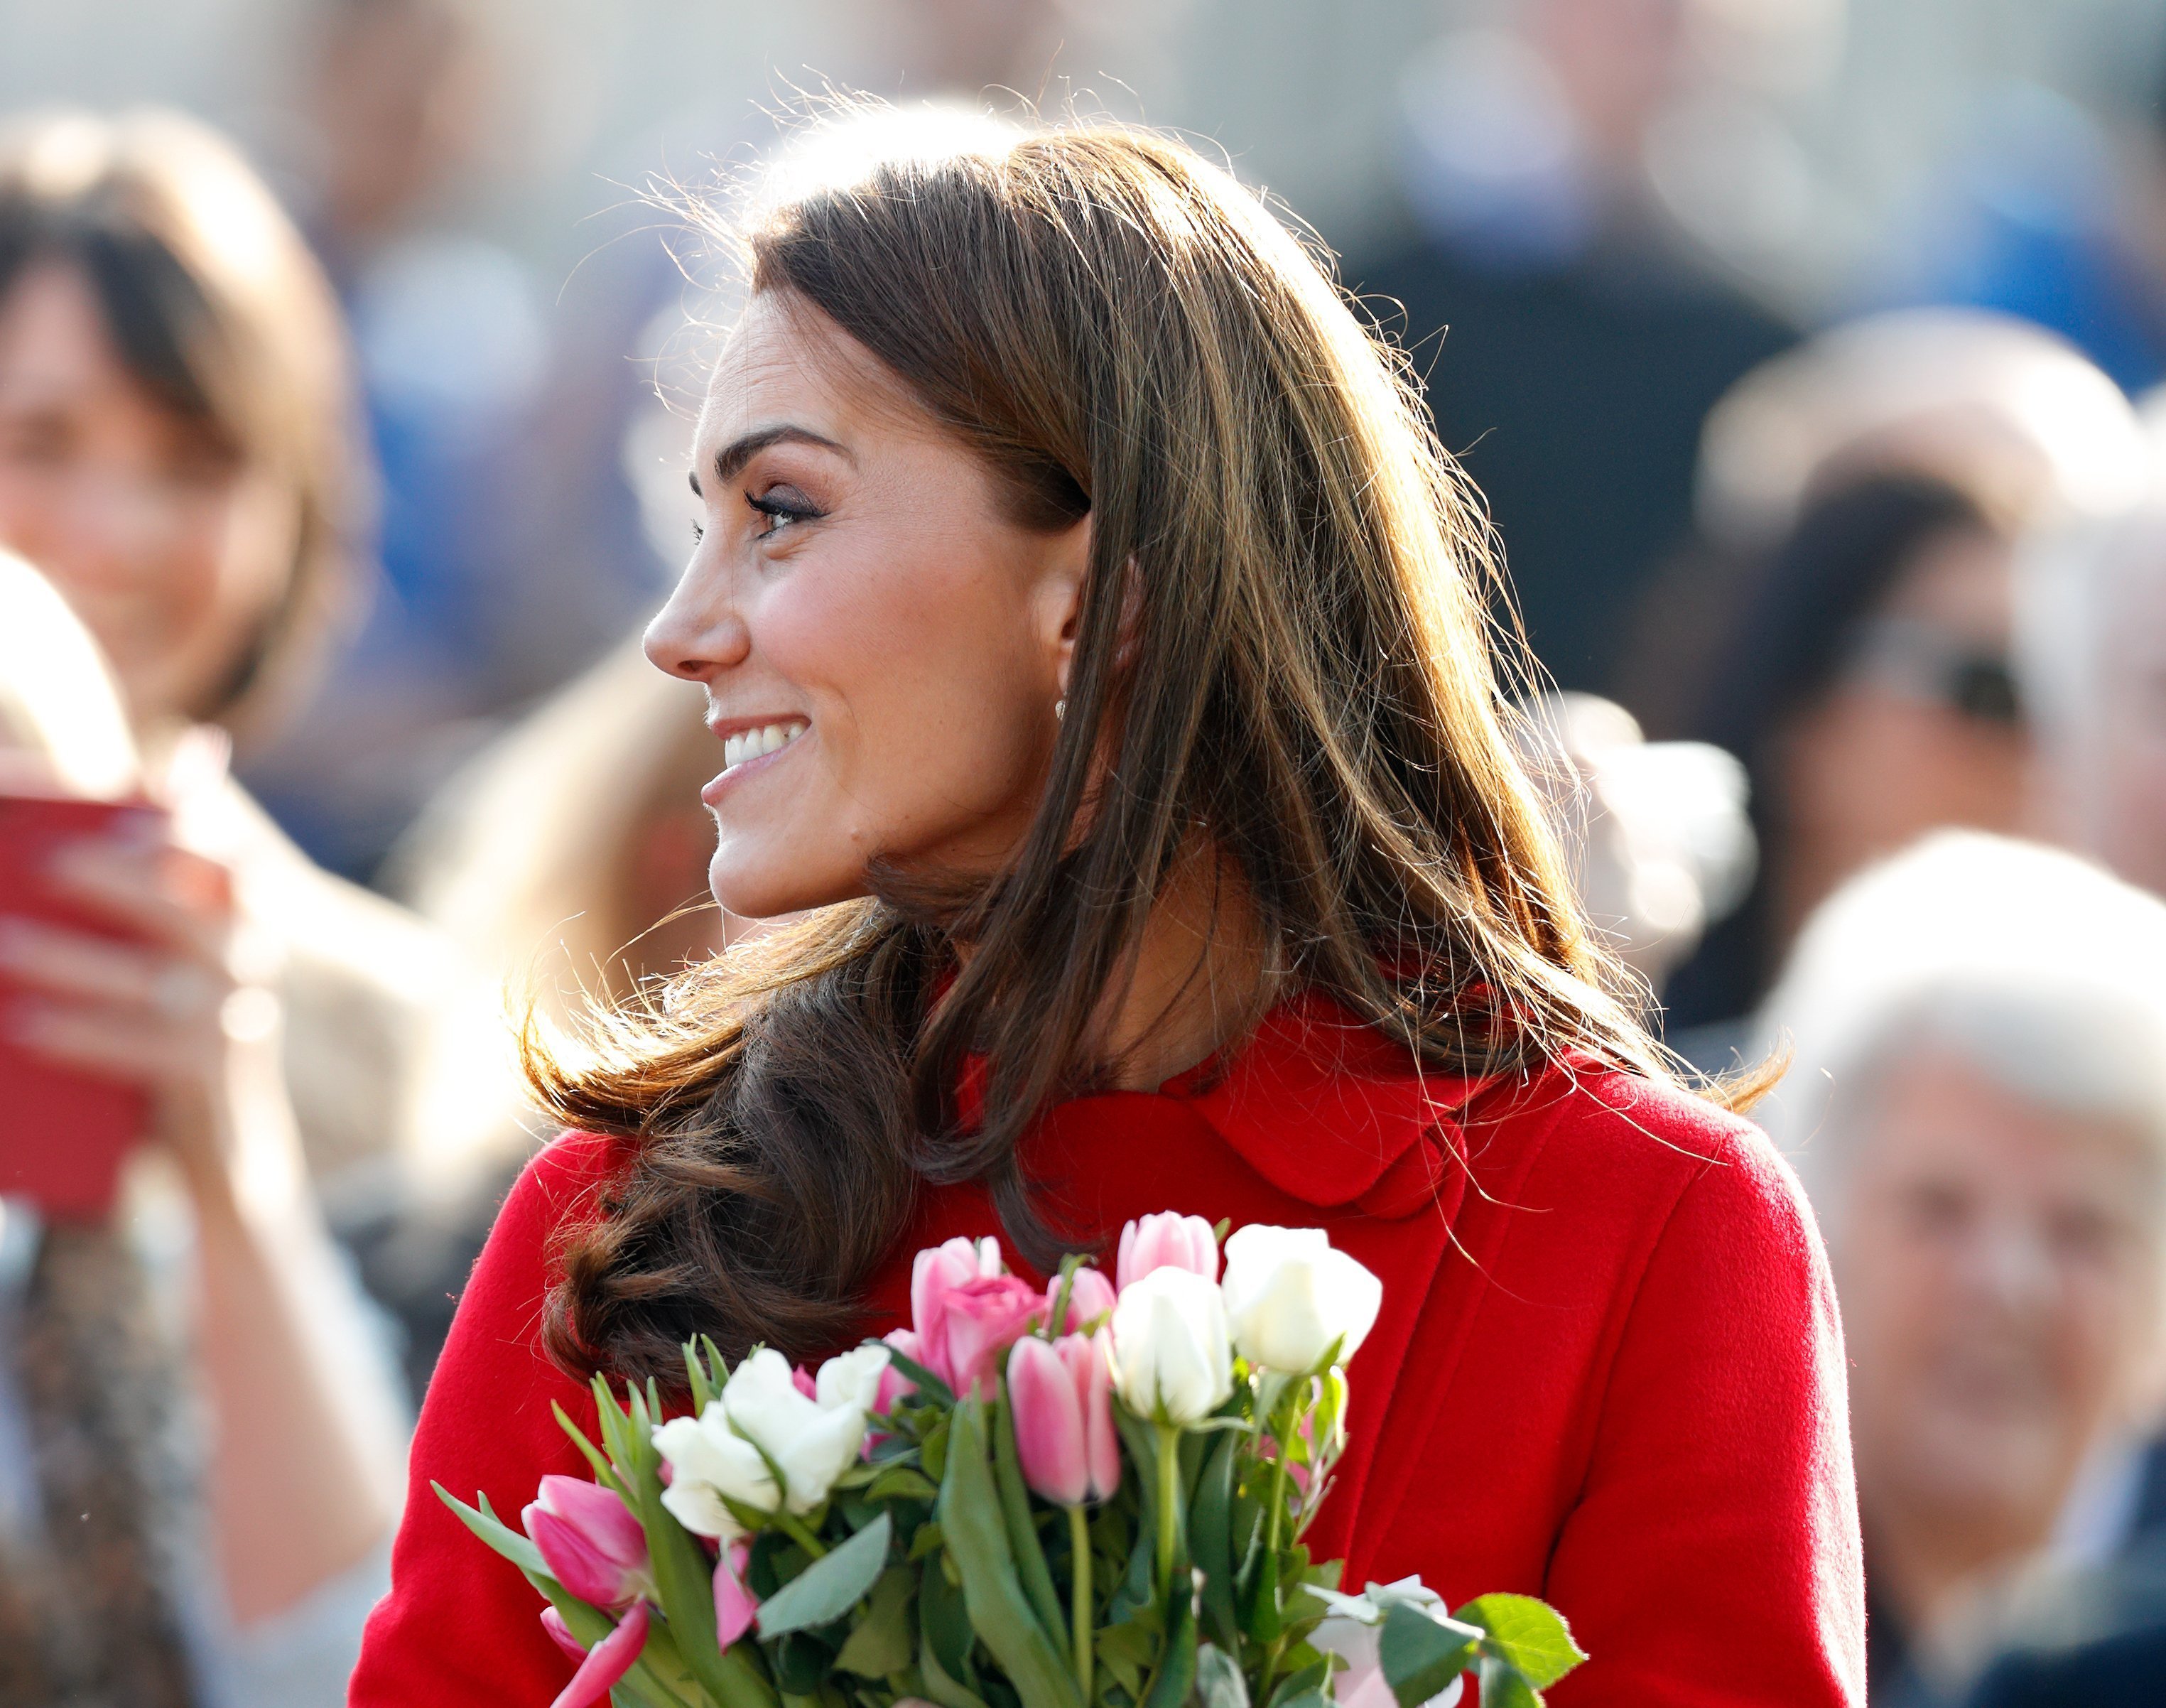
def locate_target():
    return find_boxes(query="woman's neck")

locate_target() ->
[1096,841,1281,1091]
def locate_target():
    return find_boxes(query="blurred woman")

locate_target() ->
[0,551,408,1704]
[1758,833,2166,1704]
[1663,474,2031,1045]
[0,109,516,1393]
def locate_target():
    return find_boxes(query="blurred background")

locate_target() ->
[7,0,2166,1702]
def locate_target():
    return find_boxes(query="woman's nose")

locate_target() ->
[644,568,750,683]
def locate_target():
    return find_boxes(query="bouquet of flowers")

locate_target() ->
[440,1214,1585,1708]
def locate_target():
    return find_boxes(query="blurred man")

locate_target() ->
[1353,0,1795,696]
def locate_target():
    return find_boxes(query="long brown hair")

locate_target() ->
[0,109,363,733]
[534,114,1683,1383]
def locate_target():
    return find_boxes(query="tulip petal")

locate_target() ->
[715,1540,759,1647]
[1009,1335,1088,1505]
[549,1599,649,1708]
[540,1606,587,1665]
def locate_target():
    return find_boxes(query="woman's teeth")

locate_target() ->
[721,720,807,774]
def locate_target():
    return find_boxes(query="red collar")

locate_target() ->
[960,989,1476,1216]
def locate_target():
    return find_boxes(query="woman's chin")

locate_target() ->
[708,848,859,925]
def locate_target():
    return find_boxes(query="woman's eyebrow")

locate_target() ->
[709,423,852,485]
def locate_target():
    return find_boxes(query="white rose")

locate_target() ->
[817,1344,892,1414]
[720,1348,874,1513]
[1308,1580,1464,1708]
[1220,1226,1383,1372]
[1110,1266,1234,1425]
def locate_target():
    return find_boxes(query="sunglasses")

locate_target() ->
[1839,617,2022,725]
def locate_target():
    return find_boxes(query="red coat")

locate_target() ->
[350,995,1865,1705]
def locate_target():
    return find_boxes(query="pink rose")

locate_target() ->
[934,1273,1045,1395]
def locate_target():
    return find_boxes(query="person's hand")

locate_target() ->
[0,818,281,1201]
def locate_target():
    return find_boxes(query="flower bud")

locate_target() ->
[1117,1212,1220,1291]
[521,1476,652,1610]
[1047,1265,1117,1335]
[1009,1330,1120,1505]
[1219,1225,1382,1372]
[1109,1265,1233,1425]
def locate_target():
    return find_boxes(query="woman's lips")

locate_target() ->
[700,718,808,806]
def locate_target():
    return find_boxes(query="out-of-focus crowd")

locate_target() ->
[2,0,2166,1702]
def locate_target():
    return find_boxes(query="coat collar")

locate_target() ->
[1164,990,1475,1214]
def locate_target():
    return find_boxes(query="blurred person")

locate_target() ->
[1660,475,2029,1050]
[2017,436,2166,902]
[0,109,519,1383]
[1757,832,2166,1705]
[1513,691,1755,996]
[0,552,408,1704]
[1644,310,2153,1043]
[1353,0,1797,694]
[242,0,668,877]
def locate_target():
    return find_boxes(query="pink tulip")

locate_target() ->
[791,1364,818,1400]
[546,1598,649,1708]
[1047,1265,1117,1334]
[1008,1331,1120,1506]
[541,1607,587,1665]
[1117,1212,1219,1292]
[715,1539,758,1646]
[937,1274,1046,1395]
[523,1476,651,1611]
[910,1237,1000,1385]
[877,1328,924,1412]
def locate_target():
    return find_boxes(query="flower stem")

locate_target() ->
[774,1510,828,1559]
[1154,1422,1181,1597]
[1068,1503,1094,1704]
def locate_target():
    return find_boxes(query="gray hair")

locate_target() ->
[1754,831,2166,1236]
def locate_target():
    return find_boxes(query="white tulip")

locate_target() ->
[654,1403,776,1539]
[652,1345,887,1536]
[1110,1266,1234,1425]
[1220,1226,1383,1372]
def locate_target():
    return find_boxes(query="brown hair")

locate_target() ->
[0,109,364,732]
[534,115,1692,1383]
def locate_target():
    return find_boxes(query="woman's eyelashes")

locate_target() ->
[747,487,823,539]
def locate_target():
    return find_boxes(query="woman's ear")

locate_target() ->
[1036,517,1145,702]
[1036,512,1093,700]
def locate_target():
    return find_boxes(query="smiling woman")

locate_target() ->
[352,108,1865,1705]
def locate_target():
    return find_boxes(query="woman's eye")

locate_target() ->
[747,489,821,539]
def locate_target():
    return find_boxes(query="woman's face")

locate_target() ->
[0,261,298,728]
[1776,526,2027,934]
[1836,1047,2166,1554]
[645,293,1088,921]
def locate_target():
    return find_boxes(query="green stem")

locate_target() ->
[773,1510,828,1559]
[1068,1503,1094,1704]
[1154,1422,1181,1596]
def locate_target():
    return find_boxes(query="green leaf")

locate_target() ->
[1106,1515,1155,1625]
[992,1399,1072,1665]
[1192,1643,1250,1708]
[867,1464,941,1504]
[938,1398,1085,1708]
[877,1341,958,1406]
[1262,1660,1329,1708]
[1191,1432,1241,1652]
[1476,1656,1541,1708]
[834,1567,917,1677]
[1377,1604,1481,1708]
[1453,1596,1586,1693]
[919,1547,978,1679]
[1238,1543,1281,1645]
[553,1403,632,1499]
[1094,1621,1155,1699]
[759,1512,894,1637]
[433,1483,551,1579]
[1137,1595,1196,1708]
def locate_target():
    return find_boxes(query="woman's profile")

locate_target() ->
[352,110,1866,1705]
